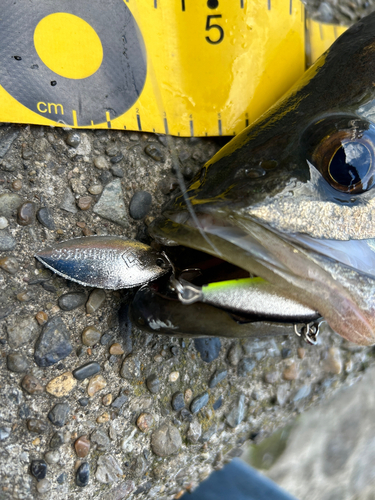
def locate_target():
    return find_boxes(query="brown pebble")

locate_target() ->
[32,437,41,446]
[74,436,90,458]
[283,362,298,381]
[16,291,32,302]
[297,347,306,359]
[27,418,48,433]
[77,196,93,211]
[185,389,193,403]
[264,371,279,384]
[12,179,23,191]
[46,371,77,397]
[96,412,110,424]
[76,221,86,228]
[17,201,36,226]
[82,226,94,236]
[137,412,154,433]
[102,394,113,406]
[109,343,124,355]
[0,256,19,275]
[87,374,106,397]
[35,311,48,325]
[82,325,101,346]
[174,490,185,499]
[324,347,342,375]
[22,374,43,394]
[87,347,92,356]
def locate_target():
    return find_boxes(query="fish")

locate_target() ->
[144,12,375,346]
[36,12,375,346]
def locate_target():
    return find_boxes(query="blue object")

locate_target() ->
[182,459,296,500]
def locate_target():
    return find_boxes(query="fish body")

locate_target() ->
[149,13,375,345]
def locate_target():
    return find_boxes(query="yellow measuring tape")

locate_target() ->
[0,0,347,136]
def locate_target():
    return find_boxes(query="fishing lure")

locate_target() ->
[37,12,375,346]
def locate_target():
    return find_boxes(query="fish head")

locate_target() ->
[150,13,375,346]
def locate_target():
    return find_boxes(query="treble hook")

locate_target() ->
[294,319,323,345]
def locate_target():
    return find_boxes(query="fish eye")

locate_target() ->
[306,118,375,194]
[327,141,372,192]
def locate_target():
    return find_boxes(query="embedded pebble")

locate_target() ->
[97,412,110,424]
[0,427,11,441]
[213,396,223,410]
[264,371,279,384]
[169,371,180,382]
[276,383,290,406]
[78,397,89,407]
[36,207,56,229]
[30,459,47,480]
[324,347,343,375]
[96,454,123,484]
[0,231,16,251]
[238,357,255,377]
[146,373,160,394]
[99,170,113,185]
[297,347,306,359]
[293,384,312,402]
[34,316,73,367]
[76,462,90,487]
[49,431,69,449]
[77,196,93,210]
[73,361,101,380]
[35,311,48,325]
[111,164,124,176]
[75,436,91,458]
[93,179,128,227]
[66,132,81,147]
[180,409,193,422]
[48,403,70,427]
[109,343,124,355]
[87,374,107,397]
[107,481,135,500]
[144,144,164,162]
[12,179,22,191]
[91,429,110,450]
[190,392,209,414]
[106,145,119,156]
[0,216,8,229]
[44,450,60,465]
[27,419,48,434]
[208,368,227,388]
[86,289,106,314]
[100,332,113,345]
[0,193,22,218]
[58,292,87,311]
[226,393,246,428]
[120,354,141,379]
[46,371,77,397]
[129,191,152,220]
[227,343,242,366]
[88,183,103,195]
[0,256,19,274]
[7,352,29,372]
[56,473,67,484]
[7,316,38,348]
[17,201,36,226]
[20,373,42,395]
[17,291,32,302]
[185,389,193,402]
[59,188,78,213]
[111,392,128,409]
[137,413,154,433]
[151,423,182,457]
[36,479,50,493]
[102,394,112,406]
[172,392,185,412]
[283,362,298,381]
[187,420,202,443]
[94,156,109,170]
[281,348,292,359]
[194,337,221,363]
[82,326,102,346]
[201,424,217,443]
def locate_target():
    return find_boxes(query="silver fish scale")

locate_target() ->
[35,236,170,289]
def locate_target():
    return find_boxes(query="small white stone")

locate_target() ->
[169,371,180,382]
[45,450,60,464]
[0,216,8,229]
[36,479,51,493]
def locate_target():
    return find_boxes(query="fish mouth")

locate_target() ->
[150,210,375,346]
